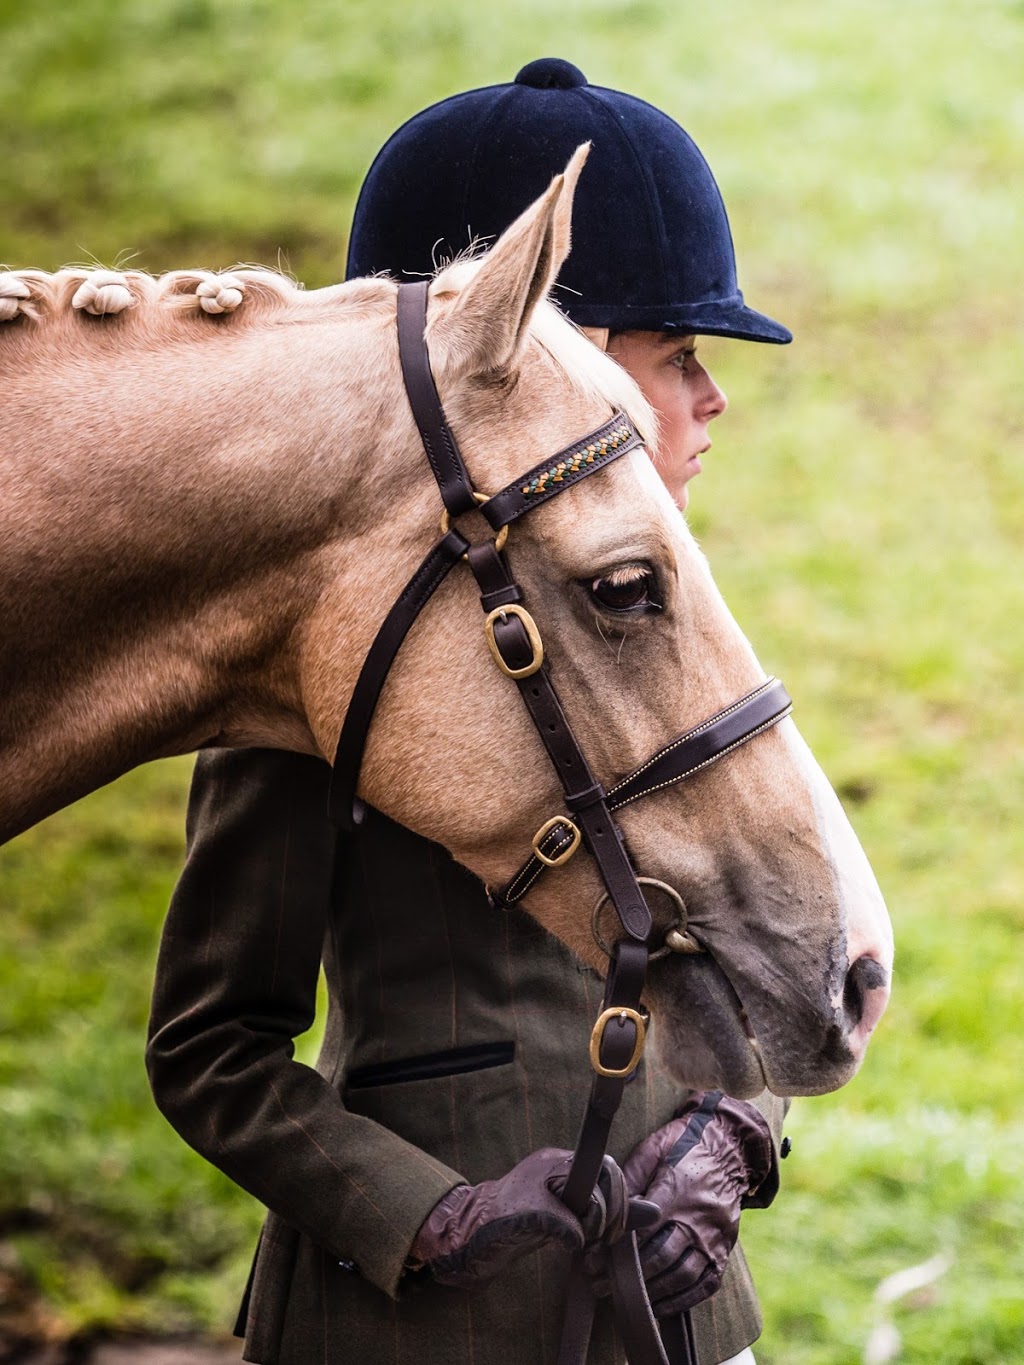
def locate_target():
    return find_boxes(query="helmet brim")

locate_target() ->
[561,296,793,345]
[663,303,793,345]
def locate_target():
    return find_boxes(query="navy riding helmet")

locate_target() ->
[346,57,791,344]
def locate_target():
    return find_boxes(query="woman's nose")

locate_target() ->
[698,368,728,422]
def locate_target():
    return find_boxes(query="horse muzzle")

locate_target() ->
[646,942,892,1100]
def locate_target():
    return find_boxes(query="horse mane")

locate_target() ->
[529,299,658,447]
[0,258,655,445]
[0,264,395,351]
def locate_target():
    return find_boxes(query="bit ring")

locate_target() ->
[591,877,703,961]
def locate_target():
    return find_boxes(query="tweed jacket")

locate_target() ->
[146,747,785,1365]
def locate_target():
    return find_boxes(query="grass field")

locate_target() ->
[2,1,1023,1361]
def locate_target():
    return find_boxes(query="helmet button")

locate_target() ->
[515,58,587,90]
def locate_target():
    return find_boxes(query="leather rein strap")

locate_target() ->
[328,280,793,1365]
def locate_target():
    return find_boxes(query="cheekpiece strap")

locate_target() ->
[396,281,479,518]
[480,412,645,531]
[466,542,654,947]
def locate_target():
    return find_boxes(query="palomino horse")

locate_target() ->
[1,149,892,1099]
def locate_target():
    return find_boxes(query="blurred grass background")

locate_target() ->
[1,0,1022,1360]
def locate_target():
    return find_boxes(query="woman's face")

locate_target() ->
[606,330,728,510]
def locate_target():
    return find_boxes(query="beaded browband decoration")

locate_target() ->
[521,422,634,496]
[478,412,644,531]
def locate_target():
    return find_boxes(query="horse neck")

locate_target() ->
[1,309,409,841]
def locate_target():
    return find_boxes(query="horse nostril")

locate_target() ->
[843,955,889,1030]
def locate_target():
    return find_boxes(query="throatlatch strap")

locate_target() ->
[328,528,470,830]
[396,281,478,518]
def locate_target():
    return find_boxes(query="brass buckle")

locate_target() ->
[483,605,544,680]
[531,816,581,868]
[439,491,509,555]
[589,1006,647,1078]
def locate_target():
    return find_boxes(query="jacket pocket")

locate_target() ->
[345,1040,515,1090]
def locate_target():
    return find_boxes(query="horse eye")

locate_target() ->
[588,568,662,614]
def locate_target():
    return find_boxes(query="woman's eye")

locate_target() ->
[670,348,697,374]
[588,568,662,614]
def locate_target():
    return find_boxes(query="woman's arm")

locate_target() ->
[146,747,463,1299]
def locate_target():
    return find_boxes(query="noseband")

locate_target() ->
[328,281,792,1365]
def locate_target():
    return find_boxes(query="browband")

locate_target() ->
[480,414,644,530]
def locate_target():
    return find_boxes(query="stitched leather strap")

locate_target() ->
[494,679,793,908]
[328,528,470,829]
[607,677,792,810]
[396,281,479,517]
[480,412,644,530]
[466,543,653,946]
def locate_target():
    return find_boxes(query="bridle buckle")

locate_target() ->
[589,1006,648,1078]
[531,816,581,868]
[484,604,544,680]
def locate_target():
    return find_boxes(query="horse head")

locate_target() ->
[323,147,893,1100]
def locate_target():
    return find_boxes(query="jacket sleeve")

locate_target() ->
[146,747,464,1300]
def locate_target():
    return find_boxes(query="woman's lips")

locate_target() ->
[686,445,710,477]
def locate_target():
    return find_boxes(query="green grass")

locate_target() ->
[2,0,1023,1359]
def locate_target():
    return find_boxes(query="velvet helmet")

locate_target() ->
[346,57,791,344]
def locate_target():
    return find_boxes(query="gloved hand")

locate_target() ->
[587,1092,778,1316]
[409,1147,587,1289]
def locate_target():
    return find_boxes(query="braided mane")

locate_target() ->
[0,266,393,347]
[0,260,655,447]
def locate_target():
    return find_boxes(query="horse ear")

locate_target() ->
[428,143,590,376]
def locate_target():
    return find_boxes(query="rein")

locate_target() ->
[328,280,792,1365]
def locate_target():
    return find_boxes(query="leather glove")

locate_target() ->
[588,1092,778,1316]
[409,1148,587,1289]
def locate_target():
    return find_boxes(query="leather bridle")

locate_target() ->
[328,280,792,1365]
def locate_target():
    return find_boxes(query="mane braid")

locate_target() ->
[0,266,396,351]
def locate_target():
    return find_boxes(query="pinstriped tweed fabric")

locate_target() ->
[147,748,784,1364]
